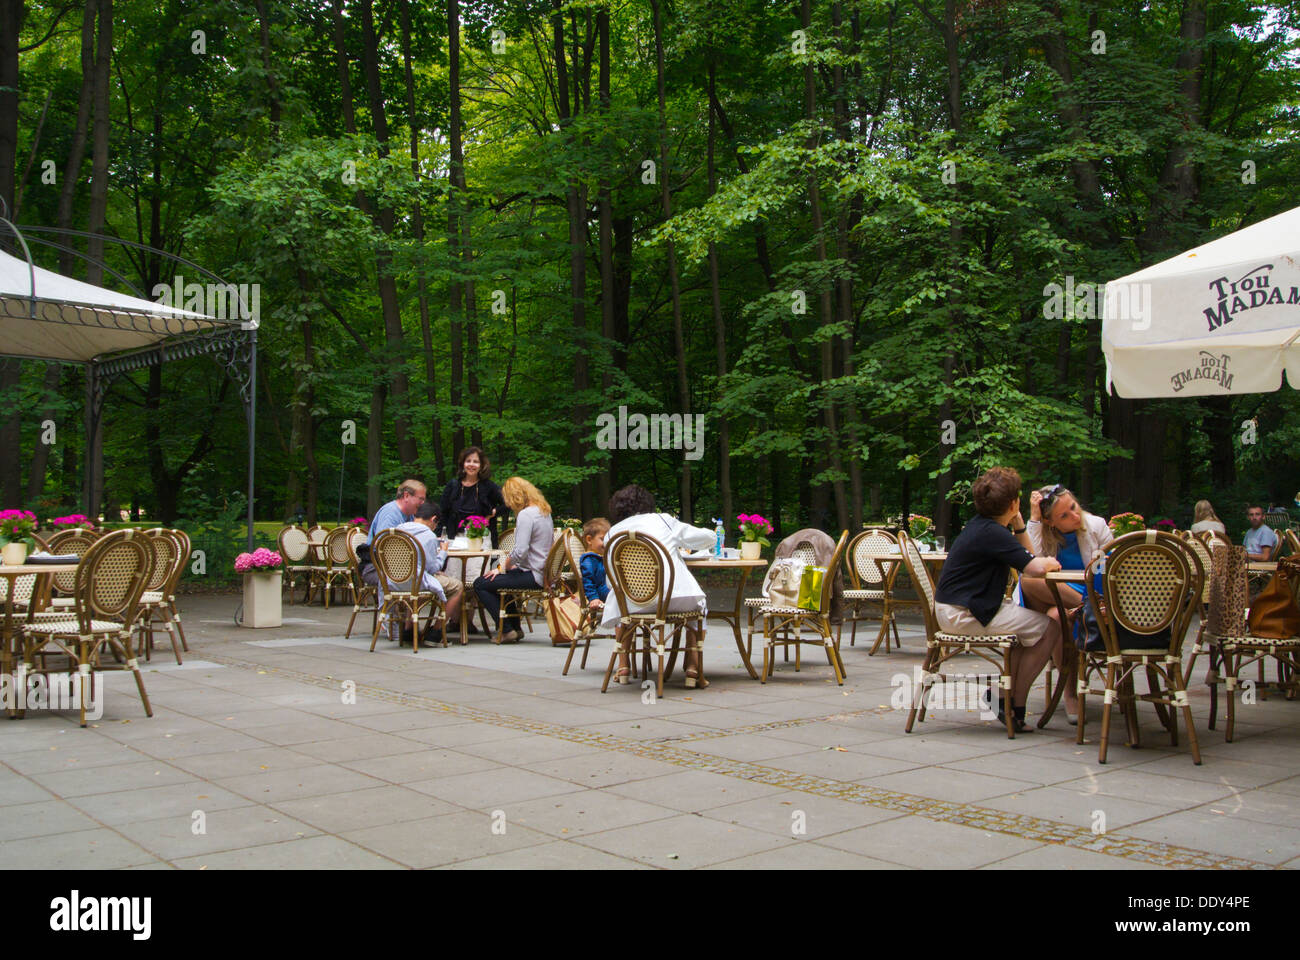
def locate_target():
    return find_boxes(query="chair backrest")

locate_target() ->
[278,525,311,563]
[560,528,588,605]
[1180,533,1213,604]
[372,528,424,594]
[498,526,517,555]
[307,525,327,558]
[605,530,674,619]
[847,529,897,587]
[143,528,179,592]
[325,526,352,566]
[1197,529,1232,550]
[791,540,817,565]
[897,531,939,639]
[1287,529,1300,557]
[1264,510,1290,534]
[73,529,154,629]
[1090,530,1200,654]
[345,527,367,568]
[48,530,97,595]
[820,530,849,612]
[542,532,568,592]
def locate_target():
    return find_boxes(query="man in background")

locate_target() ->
[359,480,427,643]
[1243,505,1278,562]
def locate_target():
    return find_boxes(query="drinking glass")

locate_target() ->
[936,536,946,552]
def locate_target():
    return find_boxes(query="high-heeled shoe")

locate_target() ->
[684,669,709,689]
[615,665,631,684]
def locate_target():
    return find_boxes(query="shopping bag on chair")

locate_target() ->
[545,593,582,644]
[797,566,826,611]
[763,559,804,608]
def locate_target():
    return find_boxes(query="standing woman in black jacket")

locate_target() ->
[438,447,507,631]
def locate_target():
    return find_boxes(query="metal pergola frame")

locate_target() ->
[0,210,259,550]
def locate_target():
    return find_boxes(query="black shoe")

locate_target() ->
[422,626,443,646]
[400,626,414,646]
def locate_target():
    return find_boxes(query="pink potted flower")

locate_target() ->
[235,547,284,627]
[737,512,774,559]
[459,515,490,549]
[0,509,38,565]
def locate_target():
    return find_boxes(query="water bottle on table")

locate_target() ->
[713,518,724,558]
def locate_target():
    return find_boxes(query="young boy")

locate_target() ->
[580,517,610,610]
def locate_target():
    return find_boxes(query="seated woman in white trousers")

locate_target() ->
[600,484,715,688]
[933,467,1062,733]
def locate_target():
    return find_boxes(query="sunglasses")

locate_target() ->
[1040,483,1064,512]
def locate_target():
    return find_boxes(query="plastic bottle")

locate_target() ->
[713,518,725,557]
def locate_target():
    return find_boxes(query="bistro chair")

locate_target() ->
[559,528,613,674]
[166,527,192,653]
[344,526,378,639]
[601,530,704,698]
[43,529,98,612]
[758,530,849,685]
[277,525,314,604]
[900,530,1021,739]
[493,533,566,644]
[370,528,444,653]
[493,527,539,631]
[841,528,903,654]
[318,526,354,609]
[137,528,185,664]
[745,537,818,663]
[1179,532,1215,686]
[1077,530,1203,764]
[19,529,155,726]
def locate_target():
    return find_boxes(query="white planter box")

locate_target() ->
[243,571,283,628]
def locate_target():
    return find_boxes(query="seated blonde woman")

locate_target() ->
[1189,499,1226,536]
[473,477,555,642]
[1021,484,1113,724]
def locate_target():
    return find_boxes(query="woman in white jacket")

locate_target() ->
[601,485,716,688]
[1022,484,1113,724]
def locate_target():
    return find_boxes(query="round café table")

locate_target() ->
[685,556,768,680]
[445,548,506,645]
[1,562,78,719]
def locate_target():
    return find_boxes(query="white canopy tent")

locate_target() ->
[0,217,258,548]
[1102,205,1300,399]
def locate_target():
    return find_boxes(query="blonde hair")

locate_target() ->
[582,517,610,544]
[1037,486,1094,557]
[1193,500,1220,524]
[502,477,551,515]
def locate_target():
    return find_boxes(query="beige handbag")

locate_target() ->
[763,558,805,608]
[545,593,582,644]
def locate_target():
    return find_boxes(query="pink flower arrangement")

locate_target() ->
[737,513,773,546]
[52,514,95,530]
[351,516,369,529]
[0,509,37,545]
[460,515,490,537]
[234,547,283,573]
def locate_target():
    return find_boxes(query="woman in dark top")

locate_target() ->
[933,467,1062,732]
[437,446,508,541]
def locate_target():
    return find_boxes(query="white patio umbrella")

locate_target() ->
[1102,205,1300,398]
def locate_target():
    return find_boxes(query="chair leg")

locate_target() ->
[1076,653,1088,745]
[1098,663,1117,763]
[664,627,682,680]
[1208,643,1222,731]
[1224,650,1237,743]
[1147,664,1171,730]
[905,647,934,733]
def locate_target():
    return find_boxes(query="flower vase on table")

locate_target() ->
[460,515,491,553]
[736,512,773,561]
[0,509,38,565]
[236,548,284,628]
[908,514,937,552]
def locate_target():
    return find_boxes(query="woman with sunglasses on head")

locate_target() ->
[1021,484,1113,725]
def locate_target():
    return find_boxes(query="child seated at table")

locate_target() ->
[580,518,610,610]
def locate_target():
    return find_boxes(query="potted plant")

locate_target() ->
[235,547,284,628]
[736,513,773,560]
[908,514,937,551]
[51,514,96,532]
[0,510,38,565]
[350,515,369,531]
[460,515,490,550]
[1154,518,1177,534]
[1109,512,1146,536]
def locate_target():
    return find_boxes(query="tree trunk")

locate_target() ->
[0,0,22,215]
[651,0,691,518]
[706,59,732,528]
[596,5,614,509]
[56,0,97,274]
[25,364,64,501]
[447,0,466,456]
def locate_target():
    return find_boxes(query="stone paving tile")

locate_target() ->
[1051,768,1239,807]
[270,785,462,834]
[171,834,402,869]
[215,763,389,804]
[980,785,1184,830]
[440,839,648,869]
[603,769,787,812]
[1183,788,1300,830]
[0,827,161,868]
[28,759,195,799]
[114,804,324,859]
[126,727,272,760]
[864,767,1037,805]
[342,710,494,735]
[1125,754,1291,789]
[775,748,922,782]
[2,741,144,776]
[0,799,104,842]
[1115,810,1300,865]
[340,748,500,784]
[685,733,827,763]
[852,734,1007,766]
[500,788,679,838]
[166,745,321,780]
[702,842,911,870]
[407,767,583,809]
[979,844,1172,869]
[342,810,551,868]
[816,815,1041,868]
[701,789,905,840]
[67,780,252,826]
[517,751,685,789]
[289,732,431,764]
[941,752,1107,787]
[451,732,608,766]
[574,813,796,869]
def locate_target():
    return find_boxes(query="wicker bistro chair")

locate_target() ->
[559,528,614,674]
[344,527,379,639]
[1179,532,1216,686]
[493,527,540,633]
[316,526,355,610]
[369,529,445,653]
[136,529,185,664]
[899,531,1022,738]
[166,527,191,652]
[842,529,904,654]
[601,530,705,697]
[1077,531,1204,764]
[758,531,850,685]
[19,529,156,726]
[277,525,314,604]
[42,530,98,612]
[493,534,566,644]
[745,538,819,664]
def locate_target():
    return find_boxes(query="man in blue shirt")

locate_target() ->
[1243,505,1279,562]
[360,480,426,643]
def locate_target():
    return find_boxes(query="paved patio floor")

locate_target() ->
[3,592,1299,870]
